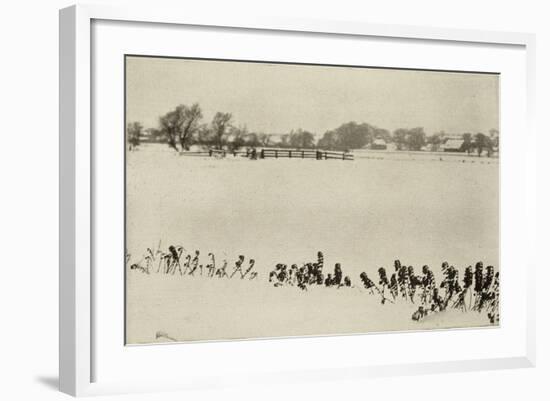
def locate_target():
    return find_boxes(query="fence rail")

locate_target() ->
[177,148,354,161]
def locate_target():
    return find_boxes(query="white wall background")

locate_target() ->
[0,0,547,399]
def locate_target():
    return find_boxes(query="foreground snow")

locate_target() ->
[126,272,494,344]
[125,145,499,343]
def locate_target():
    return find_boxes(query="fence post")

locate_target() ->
[261,149,264,159]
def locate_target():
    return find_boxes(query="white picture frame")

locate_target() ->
[59,4,536,397]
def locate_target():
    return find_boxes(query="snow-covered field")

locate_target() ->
[126,144,499,344]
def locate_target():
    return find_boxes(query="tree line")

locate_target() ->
[127,102,498,154]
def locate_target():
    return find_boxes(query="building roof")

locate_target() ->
[443,139,464,150]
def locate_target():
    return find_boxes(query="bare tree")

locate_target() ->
[159,105,185,151]
[159,103,203,151]
[474,133,486,157]
[211,112,232,149]
[127,121,143,150]
[228,125,247,150]
[179,103,203,150]
[258,133,272,147]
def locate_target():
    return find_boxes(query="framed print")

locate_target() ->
[59,4,536,396]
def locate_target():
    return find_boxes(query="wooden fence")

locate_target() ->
[178,149,246,157]
[260,148,353,161]
[178,148,354,161]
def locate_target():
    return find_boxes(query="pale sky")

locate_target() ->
[126,56,499,137]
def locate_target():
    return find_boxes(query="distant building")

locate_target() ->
[140,128,165,143]
[370,138,387,150]
[442,138,465,152]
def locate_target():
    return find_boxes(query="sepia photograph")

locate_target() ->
[124,55,500,345]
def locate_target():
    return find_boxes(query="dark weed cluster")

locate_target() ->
[268,252,352,291]
[127,244,258,280]
[359,260,499,324]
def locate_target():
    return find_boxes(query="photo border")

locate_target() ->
[123,53,502,345]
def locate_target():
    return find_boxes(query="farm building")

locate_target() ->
[370,138,388,150]
[443,138,465,152]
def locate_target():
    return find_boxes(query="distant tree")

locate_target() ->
[146,128,164,143]
[317,131,338,150]
[159,105,185,151]
[392,127,426,151]
[196,124,213,146]
[474,133,487,157]
[289,129,316,149]
[318,122,376,150]
[211,112,232,149]
[372,127,392,143]
[244,132,261,148]
[427,133,443,151]
[257,133,272,147]
[333,122,371,150]
[179,103,203,150]
[433,130,446,147]
[392,128,409,150]
[474,132,495,157]
[159,103,203,151]
[276,134,291,148]
[462,133,473,154]
[406,127,426,151]
[227,125,247,150]
[127,121,143,150]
